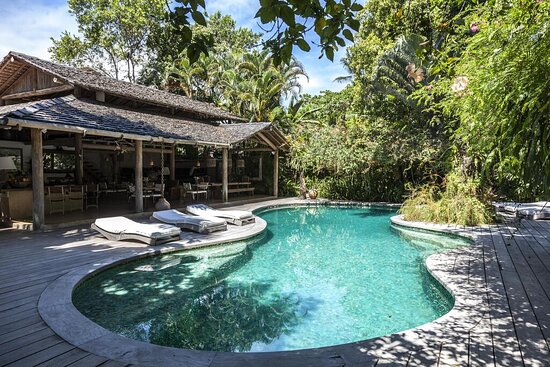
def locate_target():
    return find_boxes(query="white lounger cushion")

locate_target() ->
[152,209,227,233]
[94,217,180,239]
[186,204,255,225]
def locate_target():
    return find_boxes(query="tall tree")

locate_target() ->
[159,12,261,98]
[49,0,167,82]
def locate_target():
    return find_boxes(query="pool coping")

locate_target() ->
[38,199,489,366]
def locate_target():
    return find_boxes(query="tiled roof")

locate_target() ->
[3,52,245,122]
[0,96,276,147]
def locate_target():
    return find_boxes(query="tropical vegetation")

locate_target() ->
[51,0,550,225]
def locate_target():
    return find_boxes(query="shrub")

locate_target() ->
[399,172,493,226]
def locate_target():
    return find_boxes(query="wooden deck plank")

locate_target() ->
[65,353,109,367]
[498,224,550,364]
[0,199,549,367]
[0,303,37,326]
[0,335,65,365]
[0,284,47,306]
[520,220,550,273]
[0,273,66,294]
[0,327,56,357]
[5,343,76,367]
[0,322,48,346]
[437,342,469,366]
[405,347,439,366]
[0,295,37,313]
[466,228,496,367]
[0,313,43,336]
[34,348,91,367]
[490,224,550,366]
[468,318,496,367]
[0,309,38,329]
[485,227,524,366]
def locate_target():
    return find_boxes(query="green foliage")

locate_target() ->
[165,46,306,121]
[50,0,167,81]
[163,0,364,65]
[427,0,550,198]
[221,50,307,121]
[399,171,493,226]
[254,0,363,64]
[290,115,446,202]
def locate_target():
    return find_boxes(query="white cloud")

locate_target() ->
[0,0,77,60]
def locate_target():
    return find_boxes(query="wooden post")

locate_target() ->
[75,134,83,184]
[222,148,229,203]
[31,129,44,230]
[170,144,176,181]
[273,150,279,197]
[134,140,143,212]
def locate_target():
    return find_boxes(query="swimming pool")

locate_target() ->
[73,206,469,352]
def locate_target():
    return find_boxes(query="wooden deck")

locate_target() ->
[0,200,549,366]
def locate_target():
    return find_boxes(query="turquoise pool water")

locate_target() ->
[73,206,469,352]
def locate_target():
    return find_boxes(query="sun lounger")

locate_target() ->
[186,204,255,226]
[515,202,550,220]
[92,216,181,246]
[497,201,547,213]
[152,209,227,233]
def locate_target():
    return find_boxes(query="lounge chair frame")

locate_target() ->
[186,204,255,226]
[91,223,180,246]
[151,210,227,234]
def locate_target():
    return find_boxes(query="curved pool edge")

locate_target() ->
[38,199,490,366]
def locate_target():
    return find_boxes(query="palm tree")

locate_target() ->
[222,50,307,121]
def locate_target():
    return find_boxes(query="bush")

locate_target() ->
[399,172,493,226]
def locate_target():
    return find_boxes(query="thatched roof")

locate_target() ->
[0,51,245,122]
[0,96,288,149]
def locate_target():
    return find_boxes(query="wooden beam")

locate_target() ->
[273,150,279,197]
[242,147,274,152]
[134,140,143,212]
[7,117,230,148]
[0,65,30,96]
[74,134,83,185]
[1,84,74,100]
[222,148,229,203]
[31,128,44,230]
[256,131,277,151]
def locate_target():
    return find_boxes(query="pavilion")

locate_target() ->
[0,52,288,229]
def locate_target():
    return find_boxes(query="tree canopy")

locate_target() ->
[50,0,167,82]
[50,0,550,216]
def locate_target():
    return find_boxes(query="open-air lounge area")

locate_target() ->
[0,52,287,229]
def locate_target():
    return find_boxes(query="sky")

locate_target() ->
[0,0,351,96]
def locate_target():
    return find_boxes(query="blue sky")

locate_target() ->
[0,0,351,95]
